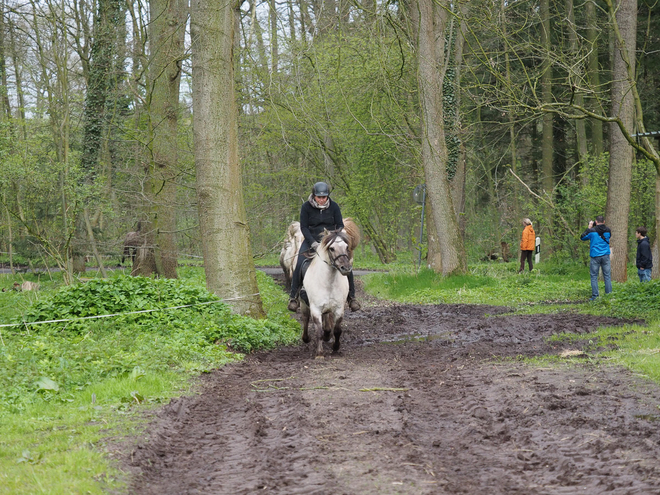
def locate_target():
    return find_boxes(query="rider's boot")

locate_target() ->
[347,296,361,312]
[288,298,299,312]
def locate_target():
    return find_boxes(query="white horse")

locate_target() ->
[300,228,356,359]
[279,221,304,290]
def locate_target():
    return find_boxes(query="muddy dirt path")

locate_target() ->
[124,283,660,494]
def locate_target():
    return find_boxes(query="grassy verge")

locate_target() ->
[0,269,297,494]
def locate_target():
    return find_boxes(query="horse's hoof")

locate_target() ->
[302,335,310,343]
[323,331,331,342]
[315,355,325,360]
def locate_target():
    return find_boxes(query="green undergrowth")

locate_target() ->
[0,270,298,494]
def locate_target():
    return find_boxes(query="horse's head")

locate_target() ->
[319,230,353,276]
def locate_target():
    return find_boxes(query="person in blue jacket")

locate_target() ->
[580,215,612,300]
[287,182,361,313]
[635,226,653,282]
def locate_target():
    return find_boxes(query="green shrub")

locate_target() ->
[1,274,299,415]
[590,279,660,320]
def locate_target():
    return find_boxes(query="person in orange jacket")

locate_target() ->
[519,218,535,273]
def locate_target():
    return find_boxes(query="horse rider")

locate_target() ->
[287,181,361,313]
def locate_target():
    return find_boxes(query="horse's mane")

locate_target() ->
[287,221,301,238]
[320,230,350,250]
[343,218,360,251]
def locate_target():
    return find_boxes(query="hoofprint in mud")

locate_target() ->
[123,292,660,495]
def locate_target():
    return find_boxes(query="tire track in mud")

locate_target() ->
[125,302,660,494]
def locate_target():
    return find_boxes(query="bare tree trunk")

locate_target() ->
[190,0,264,317]
[605,0,636,283]
[501,0,519,214]
[269,0,278,73]
[412,0,466,275]
[9,20,26,140]
[0,0,12,120]
[567,0,587,161]
[287,0,296,42]
[586,0,603,157]
[3,191,14,274]
[541,0,553,196]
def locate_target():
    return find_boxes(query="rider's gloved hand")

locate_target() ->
[311,241,319,251]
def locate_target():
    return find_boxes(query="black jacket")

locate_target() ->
[299,199,344,245]
[636,237,653,269]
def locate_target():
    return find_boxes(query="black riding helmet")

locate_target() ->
[312,181,330,197]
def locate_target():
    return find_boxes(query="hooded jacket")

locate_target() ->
[636,236,653,269]
[520,224,536,251]
[580,224,611,258]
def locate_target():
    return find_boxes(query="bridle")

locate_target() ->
[320,233,351,271]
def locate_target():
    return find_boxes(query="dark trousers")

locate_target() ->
[290,240,356,299]
[519,250,533,272]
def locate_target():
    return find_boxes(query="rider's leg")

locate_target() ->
[347,271,361,312]
[288,242,309,311]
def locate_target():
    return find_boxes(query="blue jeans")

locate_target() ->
[638,268,652,282]
[589,255,612,297]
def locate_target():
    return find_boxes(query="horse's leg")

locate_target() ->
[301,308,310,343]
[322,313,334,342]
[332,316,343,353]
[310,313,324,359]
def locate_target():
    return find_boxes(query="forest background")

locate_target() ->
[0,0,659,312]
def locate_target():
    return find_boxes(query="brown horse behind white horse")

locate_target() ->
[300,219,360,359]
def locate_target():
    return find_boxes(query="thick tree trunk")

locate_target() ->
[451,1,468,233]
[190,0,265,317]
[75,0,123,275]
[605,0,636,283]
[412,0,466,276]
[137,0,187,279]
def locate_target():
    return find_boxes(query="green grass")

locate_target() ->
[542,320,660,383]
[0,371,189,494]
[0,268,298,494]
[363,262,592,307]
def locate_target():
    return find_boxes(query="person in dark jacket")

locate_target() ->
[287,182,361,312]
[635,226,653,282]
[580,215,612,301]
